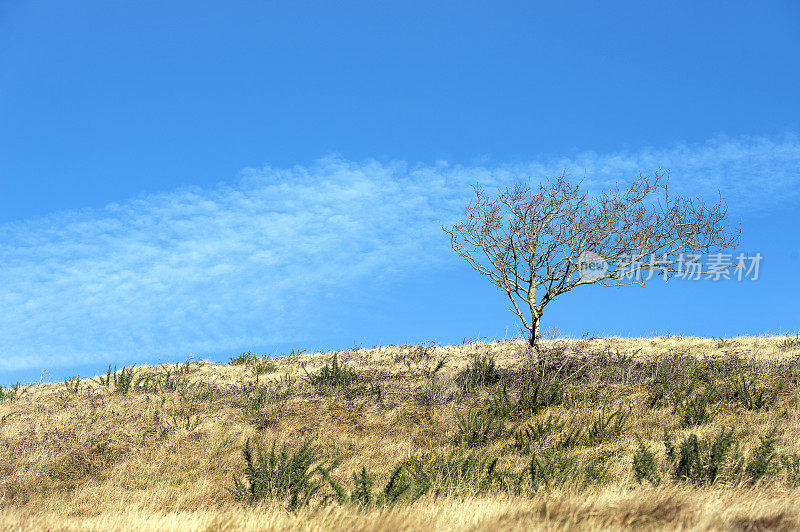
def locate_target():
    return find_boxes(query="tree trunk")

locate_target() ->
[528,317,541,349]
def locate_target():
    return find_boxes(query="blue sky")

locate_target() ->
[1,1,799,385]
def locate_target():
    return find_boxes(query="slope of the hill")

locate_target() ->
[1,336,799,531]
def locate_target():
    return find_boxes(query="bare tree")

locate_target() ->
[443,170,740,350]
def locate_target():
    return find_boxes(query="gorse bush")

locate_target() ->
[585,407,629,446]
[632,437,661,485]
[525,450,579,489]
[321,462,414,507]
[511,414,566,454]
[251,359,278,383]
[510,406,628,454]
[228,440,623,513]
[227,425,800,515]
[525,449,611,490]
[229,352,278,382]
[781,453,800,486]
[454,408,506,447]
[631,427,798,487]
[114,365,136,394]
[95,364,136,394]
[414,359,449,407]
[647,364,702,409]
[241,386,271,416]
[488,378,564,420]
[240,382,294,430]
[63,376,80,394]
[486,386,516,418]
[517,377,565,415]
[135,367,189,394]
[0,382,26,403]
[155,408,201,437]
[553,423,587,451]
[228,438,329,511]
[399,449,508,496]
[730,375,783,411]
[348,468,376,507]
[745,428,780,484]
[304,354,357,393]
[677,391,717,427]
[229,352,260,366]
[461,354,501,388]
[391,448,606,497]
[716,337,733,349]
[665,427,742,484]
[651,366,784,419]
[158,390,204,434]
[777,333,800,351]
[323,465,417,508]
[656,370,721,426]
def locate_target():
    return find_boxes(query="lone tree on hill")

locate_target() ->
[443,170,740,350]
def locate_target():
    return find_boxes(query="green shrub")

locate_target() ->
[730,375,783,411]
[95,365,114,387]
[780,453,800,486]
[677,391,716,427]
[240,379,292,430]
[369,384,382,402]
[521,377,565,415]
[455,408,505,447]
[251,359,278,384]
[632,437,661,485]
[582,453,613,486]
[154,389,204,434]
[554,423,586,450]
[461,355,501,388]
[524,449,582,490]
[665,427,742,484]
[398,449,508,497]
[156,409,202,437]
[175,358,194,375]
[304,354,357,393]
[745,428,780,484]
[489,377,565,419]
[511,413,565,454]
[95,364,136,394]
[511,410,623,453]
[349,467,376,507]
[585,407,629,446]
[135,366,189,393]
[659,370,721,427]
[63,376,80,394]
[0,382,26,403]
[659,373,720,426]
[716,337,733,348]
[321,463,412,508]
[777,333,800,351]
[486,386,516,418]
[230,352,259,366]
[228,438,328,511]
[414,359,449,407]
[645,385,666,409]
[113,365,136,394]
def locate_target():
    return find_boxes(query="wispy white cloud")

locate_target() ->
[0,134,797,372]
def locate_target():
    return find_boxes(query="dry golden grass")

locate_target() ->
[1,335,799,531]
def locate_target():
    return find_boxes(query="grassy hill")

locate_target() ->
[1,335,800,531]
